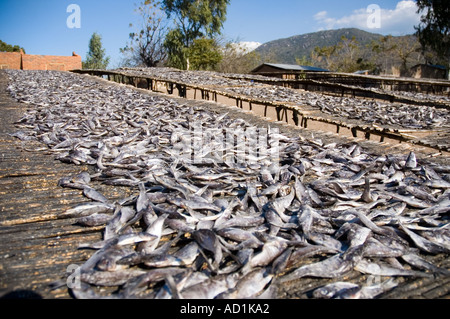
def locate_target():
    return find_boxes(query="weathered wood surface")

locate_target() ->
[0,73,131,299]
[0,71,449,299]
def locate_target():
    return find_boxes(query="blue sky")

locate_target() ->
[0,0,422,68]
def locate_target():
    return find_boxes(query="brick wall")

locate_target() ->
[0,51,81,71]
[0,52,22,70]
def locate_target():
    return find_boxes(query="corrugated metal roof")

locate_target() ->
[260,63,329,72]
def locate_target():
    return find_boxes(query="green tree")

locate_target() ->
[0,40,25,53]
[415,0,450,68]
[121,1,168,67]
[370,35,424,75]
[162,0,230,69]
[313,45,336,70]
[83,33,110,70]
[313,36,375,73]
[295,56,313,67]
[370,35,397,73]
[164,28,188,69]
[186,38,222,70]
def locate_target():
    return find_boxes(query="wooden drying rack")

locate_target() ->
[71,69,449,152]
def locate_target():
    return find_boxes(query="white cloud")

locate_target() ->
[314,1,421,35]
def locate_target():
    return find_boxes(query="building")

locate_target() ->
[251,63,329,79]
[0,50,82,71]
[410,64,448,80]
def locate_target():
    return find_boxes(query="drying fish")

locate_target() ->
[315,278,398,299]
[344,278,398,299]
[76,213,113,227]
[400,224,450,255]
[217,268,273,299]
[355,259,431,277]
[246,239,288,270]
[4,69,449,300]
[83,187,109,204]
[138,214,168,254]
[143,242,200,268]
[401,253,450,276]
[280,245,365,283]
[61,202,115,218]
[313,282,360,299]
[193,229,223,269]
[179,273,241,299]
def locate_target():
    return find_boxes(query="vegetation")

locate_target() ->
[415,0,450,69]
[312,36,376,73]
[83,33,110,70]
[255,28,381,66]
[162,0,230,70]
[121,1,169,67]
[185,38,222,70]
[116,0,448,77]
[216,41,263,74]
[0,40,25,53]
[254,28,439,75]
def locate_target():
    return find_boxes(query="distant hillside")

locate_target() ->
[254,28,385,65]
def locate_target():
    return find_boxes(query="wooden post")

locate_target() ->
[167,83,174,95]
[276,107,281,121]
[293,110,299,126]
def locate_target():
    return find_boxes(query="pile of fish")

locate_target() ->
[371,88,450,106]
[5,69,450,299]
[116,68,450,130]
[118,67,259,88]
[224,86,450,130]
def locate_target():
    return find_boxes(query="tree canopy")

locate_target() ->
[415,0,450,66]
[83,33,110,70]
[162,0,230,69]
[0,40,25,53]
[186,38,222,70]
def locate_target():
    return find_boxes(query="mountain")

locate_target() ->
[254,28,384,65]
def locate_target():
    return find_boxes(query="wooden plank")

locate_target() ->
[0,72,106,298]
